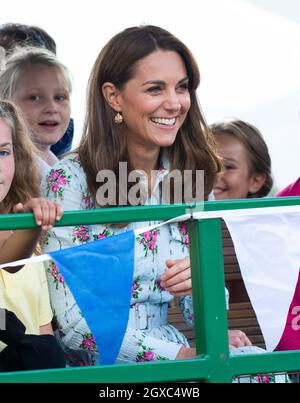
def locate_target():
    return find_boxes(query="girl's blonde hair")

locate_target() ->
[0,46,72,100]
[0,100,40,213]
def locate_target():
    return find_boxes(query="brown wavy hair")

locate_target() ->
[0,100,40,213]
[210,119,273,198]
[78,25,222,204]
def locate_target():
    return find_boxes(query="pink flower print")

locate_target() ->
[132,277,143,299]
[143,351,156,361]
[46,168,71,199]
[48,262,65,290]
[137,229,160,258]
[183,234,189,247]
[152,229,158,241]
[48,170,60,181]
[136,345,167,362]
[58,274,65,284]
[93,228,113,241]
[136,350,157,362]
[72,225,90,243]
[154,279,165,292]
[84,194,94,209]
[148,241,156,251]
[179,223,187,234]
[143,231,152,241]
[51,182,59,193]
[176,221,189,251]
[80,333,97,352]
[57,175,67,186]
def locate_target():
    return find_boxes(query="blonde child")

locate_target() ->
[0,47,71,178]
[0,100,65,371]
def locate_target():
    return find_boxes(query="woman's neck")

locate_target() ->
[129,146,160,176]
[128,145,161,193]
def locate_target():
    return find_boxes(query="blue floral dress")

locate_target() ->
[41,153,191,366]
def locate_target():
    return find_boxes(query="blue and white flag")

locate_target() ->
[50,230,135,365]
[2,205,300,358]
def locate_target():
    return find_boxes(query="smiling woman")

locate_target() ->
[40,24,222,367]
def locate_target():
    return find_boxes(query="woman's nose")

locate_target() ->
[163,91,181,111]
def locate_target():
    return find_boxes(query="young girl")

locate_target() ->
[0,46,71,178]
[0,23,74,157]
[211,119,273,200]
[0,100,65,371]
[210,119,300,354]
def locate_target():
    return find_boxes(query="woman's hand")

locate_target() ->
[13,198,63,231]
[175,346,196,359]
[161,256,192,296]
[228,329,252,349]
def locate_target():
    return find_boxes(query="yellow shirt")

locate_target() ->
[0,262,53,352]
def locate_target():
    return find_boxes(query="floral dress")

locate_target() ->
[41,154,191,366]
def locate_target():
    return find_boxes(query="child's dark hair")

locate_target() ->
[210,119,273,197]
[0,23,56,55]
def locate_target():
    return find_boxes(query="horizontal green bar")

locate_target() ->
[205,196,300,211]
[0,197,299,230]
[230,350,300,375]
[0,356,210,383]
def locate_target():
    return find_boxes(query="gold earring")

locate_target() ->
[114,112,123,124]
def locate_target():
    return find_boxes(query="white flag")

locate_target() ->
[224,211,300,351]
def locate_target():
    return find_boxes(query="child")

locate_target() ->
[210,119,273,200]
[0,22,74,157]
[0,46,72,178]
[210,119,300,356]
[0,100,65,371]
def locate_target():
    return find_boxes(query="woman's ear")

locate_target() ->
[248,172,267,195]
[102,82,122,112]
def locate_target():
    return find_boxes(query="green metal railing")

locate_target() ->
[0,196,300,382]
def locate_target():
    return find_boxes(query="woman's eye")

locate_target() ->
[177,82,189,92]
[147,86,162,93]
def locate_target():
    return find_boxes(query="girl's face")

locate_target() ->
[13,64,71,152]
[115,50,191,154]
[0,118,15,203]
[213,132,262,200]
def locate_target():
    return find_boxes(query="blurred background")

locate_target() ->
[2,0,300,190]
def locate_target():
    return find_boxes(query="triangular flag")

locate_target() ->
[224,212,300,352]
[49,230,135,365]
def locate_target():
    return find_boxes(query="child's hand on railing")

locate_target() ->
[228,329,252,349]
[13,198,63,231]
[161,256,191,296]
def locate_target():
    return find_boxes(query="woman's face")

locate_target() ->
[116,50,191,153]
[0,118,15,203]
[13,64,71,152]
[213,132,259,200]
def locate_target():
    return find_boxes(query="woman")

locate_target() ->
[41,25,221,366]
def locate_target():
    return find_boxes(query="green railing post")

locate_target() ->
[189,218,232,382]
